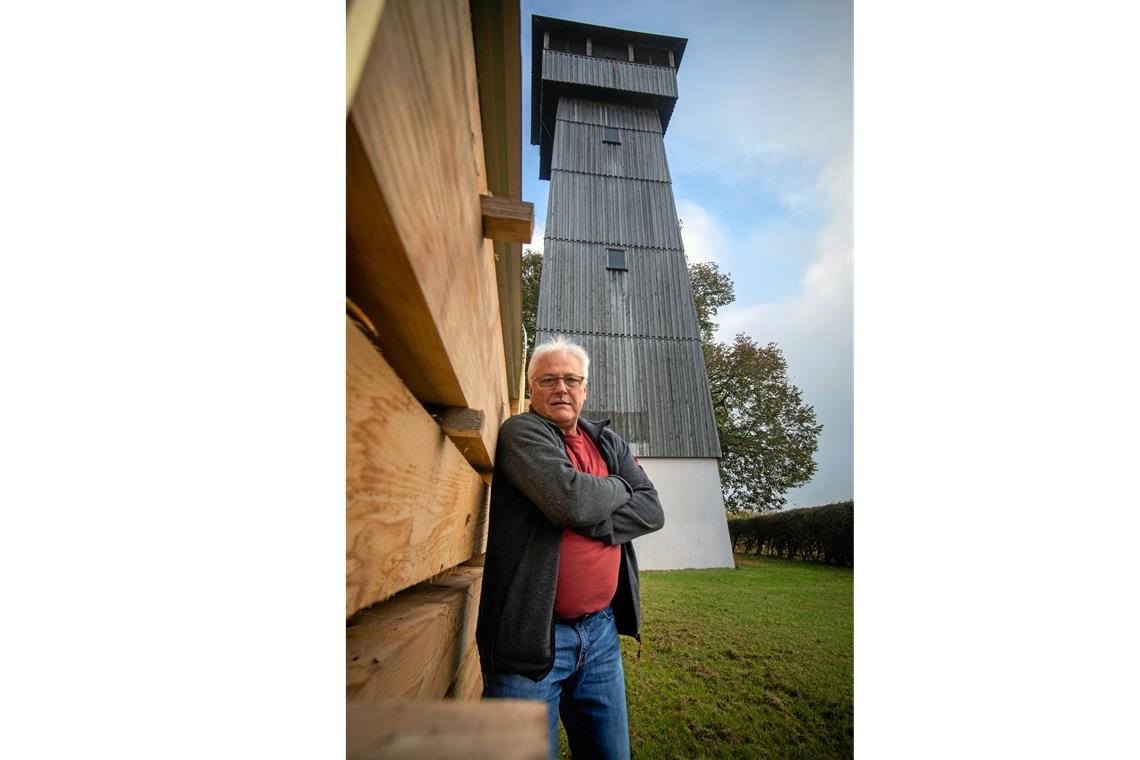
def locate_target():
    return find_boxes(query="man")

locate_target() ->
[476,337,664,760]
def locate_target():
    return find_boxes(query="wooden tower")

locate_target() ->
[531,16,734,569]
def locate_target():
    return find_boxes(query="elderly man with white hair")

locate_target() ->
[476,336,664,760]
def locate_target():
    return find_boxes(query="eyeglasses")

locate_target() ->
[534,374,585,390]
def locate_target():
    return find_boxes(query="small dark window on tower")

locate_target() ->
[602,127,621,144]
[606,248,627,271]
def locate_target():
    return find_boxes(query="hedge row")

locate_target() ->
[728,501,853,566]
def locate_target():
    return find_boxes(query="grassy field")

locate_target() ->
[559,554,853,758]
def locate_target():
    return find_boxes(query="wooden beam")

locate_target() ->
[347,700,548,759]
[346,0,387,114]
[431,566,483,698]
[426,405,485,439]
[423,404,491,467]
[347,0,510,470]
[346,318,488,617]
[347,566,483,701]
[480,195,534,244]
[470,0,525,403]
[447,639,482,701]
[346,587,462,702]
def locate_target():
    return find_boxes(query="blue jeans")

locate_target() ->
[483,606,630,760]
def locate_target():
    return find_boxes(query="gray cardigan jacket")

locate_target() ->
[475,412,664,681]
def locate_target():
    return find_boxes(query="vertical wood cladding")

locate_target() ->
[536,241,699,339]
[544,172,683,248]
[542,50,678,98]
[552,121,672,181]
[537,88,721,457]
[554,98,665,133]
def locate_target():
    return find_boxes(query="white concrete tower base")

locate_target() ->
[632,458,735,570]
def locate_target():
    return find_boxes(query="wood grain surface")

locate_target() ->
[347,566,483,702]
[346,0,509,471]
[347,699,547,759]
[346,318,487,617]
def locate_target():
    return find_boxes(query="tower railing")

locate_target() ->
[542,49,677,99]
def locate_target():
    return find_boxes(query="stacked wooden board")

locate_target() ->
[345,0,537,754]
[347,700,547,760]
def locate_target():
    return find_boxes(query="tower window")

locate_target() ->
[602,127,621,144]
[606,248,627,270]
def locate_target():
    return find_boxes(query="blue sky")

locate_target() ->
[520,0,853,508]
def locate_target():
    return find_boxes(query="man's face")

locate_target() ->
[528,350,588,435]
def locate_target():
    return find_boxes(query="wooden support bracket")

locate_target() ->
[428,406,485,439]
[480,194,533,244]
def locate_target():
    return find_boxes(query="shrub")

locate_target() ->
[727,501,853,566]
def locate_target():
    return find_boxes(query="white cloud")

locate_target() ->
[717,150,853,506]
[666,1,853,199]
[524,224,545,256]
[676,198,731,266]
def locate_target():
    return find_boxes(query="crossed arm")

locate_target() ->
[495,415,664,545]
[572,434,663,546]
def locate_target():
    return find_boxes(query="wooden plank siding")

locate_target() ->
[535,240,701,340]
[347,700,547,760]
[551,120,672,182]
[347,566,484,702]
[448,638,483,701]
[345,0,534,754]
[346,318,488,618]
[553,97,665,133]
[543,171,684,249]
[535,53,721,460]
[541,50,678,99]
[346,0,509,472]
[471,0,526,404]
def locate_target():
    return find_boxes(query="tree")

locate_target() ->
[688,259,822,513]
[704,334,823,512]
[521,248,542,370]
[688,260,735,342]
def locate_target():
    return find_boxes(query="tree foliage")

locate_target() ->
[688,260,735,342]
[704,334,822,512]
[727,501,853,565]
[521,248,542,370]
[688,259,822,512]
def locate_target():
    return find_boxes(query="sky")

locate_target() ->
[520,0,853,508]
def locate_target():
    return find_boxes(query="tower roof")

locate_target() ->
[530,16,687,178]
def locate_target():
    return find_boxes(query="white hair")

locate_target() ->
[528,337,590,382]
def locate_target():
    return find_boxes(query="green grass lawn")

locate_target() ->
[559,553,853,758]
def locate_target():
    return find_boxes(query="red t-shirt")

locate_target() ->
[554,427,621,619]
